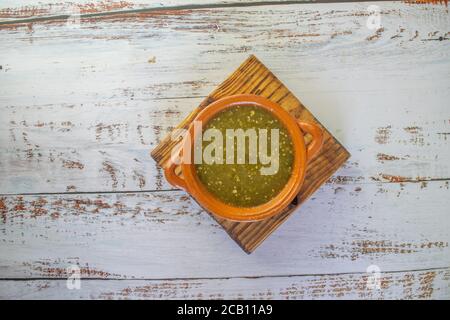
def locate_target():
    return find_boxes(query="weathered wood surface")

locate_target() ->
[0,1,315,23]
[151,54,351,253]
[1,267,449,299]
[1,1,449,299]
[0,182,449,279]
[1,2,449,194]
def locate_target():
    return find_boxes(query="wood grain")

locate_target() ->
[151,54,350,253]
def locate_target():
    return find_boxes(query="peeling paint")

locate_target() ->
[366,27,384,41]
[0,198,7,223]
[23,259,121,278]
[327,176,364,184]
[101,161,118,189]
[320,240,448,261]
[62,159,85,170]
[132,170,146,189]
[376,153,401,162]
[375,126,391,145]
[371,174,428,183]
[92,269,449,299]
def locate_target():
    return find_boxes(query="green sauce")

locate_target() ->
[195,105,294,207]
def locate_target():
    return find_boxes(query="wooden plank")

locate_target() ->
[0,2,449,194]
[1,267,449,299]
[1,91,449,194]
[151,54,350,253]
[0,1,315,23]
[1,0,446,24]
[0,181,449,279]
[0,0,170,22]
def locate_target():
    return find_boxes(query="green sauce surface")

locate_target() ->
[195,105,294,207]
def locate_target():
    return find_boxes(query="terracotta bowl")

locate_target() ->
[164,94,323,221]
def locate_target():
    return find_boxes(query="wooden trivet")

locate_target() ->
[151,55,350,253]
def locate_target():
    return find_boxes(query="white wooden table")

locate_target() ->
[0,0,449,299]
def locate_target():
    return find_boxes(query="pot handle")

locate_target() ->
[297,121,324,162]
[164,146,187,190]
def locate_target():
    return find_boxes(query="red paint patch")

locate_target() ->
[0,198,7,223]
[101,161,118,189]
[77,1,134,14]
[366,28,384,41]
[404,0,448,6]
[31,198,48,218]
[372,174,428,183]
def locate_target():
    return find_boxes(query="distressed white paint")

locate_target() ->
[0,181,449,279]
[0,2,449,193]
[0,1,449,299]
[0,0,314,22]
[1,267,449,299]
[1,91,449,193]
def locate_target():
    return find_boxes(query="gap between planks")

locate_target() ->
[0,177,449,197]
[1,265,448,282]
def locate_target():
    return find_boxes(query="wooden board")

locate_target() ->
[151,55,350,253]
